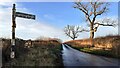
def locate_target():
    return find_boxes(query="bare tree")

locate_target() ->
[64,25,86,40]
[73,1,117,46]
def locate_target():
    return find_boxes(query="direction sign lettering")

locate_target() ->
[16,12,35,20]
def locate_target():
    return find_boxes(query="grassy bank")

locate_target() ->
[64,35,120,58]
[70,46,118,58]
[2,39,63,67]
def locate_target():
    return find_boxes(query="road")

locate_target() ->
[62,44,119,67]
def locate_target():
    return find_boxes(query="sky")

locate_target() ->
[0,0,119,42]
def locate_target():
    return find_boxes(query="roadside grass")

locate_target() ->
[2,39,63,67]
[70,46,119,58]
[80,48,114,58]
[64,35,120,59]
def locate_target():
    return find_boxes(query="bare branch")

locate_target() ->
[96,3,109,16]
[95,18,117,27]
[80,29,90,32]
[74,2,92,23]
[94,23,115,26]
[93,18,118,32]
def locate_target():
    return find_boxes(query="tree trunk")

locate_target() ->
[72,38,75,40]
[90,24,94,47]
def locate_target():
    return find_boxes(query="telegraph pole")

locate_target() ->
[11,4,16,59]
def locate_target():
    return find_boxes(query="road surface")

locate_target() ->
[62,44,119,67]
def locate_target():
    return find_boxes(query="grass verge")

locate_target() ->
[70,45,120,59]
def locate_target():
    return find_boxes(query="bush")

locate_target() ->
[3,39,63,67]
[2,38,28,65]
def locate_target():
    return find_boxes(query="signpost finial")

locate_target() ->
[13,4,15,9]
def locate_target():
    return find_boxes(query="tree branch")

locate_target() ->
[94,23,116,26]
[74,2,92,23]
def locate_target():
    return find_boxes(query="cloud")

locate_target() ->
[43,14,55,20]
[15,18,64,39]
[0,2,68,42]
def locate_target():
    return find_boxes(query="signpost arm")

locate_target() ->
[11,4,16,59]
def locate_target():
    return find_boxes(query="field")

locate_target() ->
[1,38,63,67]
[64,35,120,58]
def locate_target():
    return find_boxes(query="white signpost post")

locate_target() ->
[11,4,35,59]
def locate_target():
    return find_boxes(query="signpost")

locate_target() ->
[16,12,35,20]
[11,4,35,59]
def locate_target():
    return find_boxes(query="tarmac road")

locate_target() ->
[62,44,119,67]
